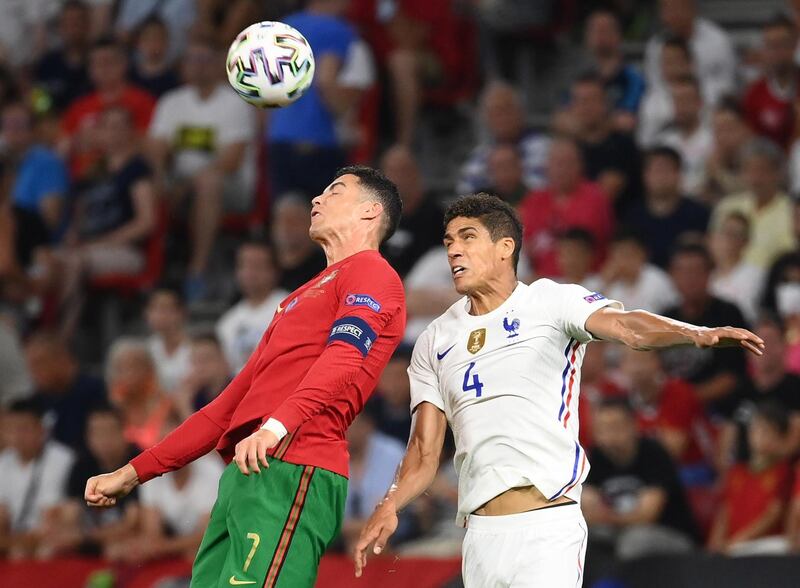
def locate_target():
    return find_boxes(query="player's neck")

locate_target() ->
[318,234,379,266]
[467,275,517,316]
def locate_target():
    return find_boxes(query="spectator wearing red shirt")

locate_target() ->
[519,137,614,278]
[60,38,155,179]
[709,401,792,555]
[348,0,476,145]
[787,463,800,552]
[578,342,623,449]
[743,15,799,150]
[620,347,713,472]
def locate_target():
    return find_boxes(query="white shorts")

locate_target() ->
[462,503,588,588]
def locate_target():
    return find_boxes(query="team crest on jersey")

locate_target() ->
[315,270,339,288]
[503,316,520,338]
[467,328,486,354]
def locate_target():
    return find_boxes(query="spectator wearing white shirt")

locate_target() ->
[458,81,550,196]
[601,230,680,314]
[145,289,191,394]
[217,241,287,375]
[108,445,224,564]
[710,212,766,324]
[654,75,713,198]
[644,0,736,109]
[147,33,256,301]
[0,398,75,559]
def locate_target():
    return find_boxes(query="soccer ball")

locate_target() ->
[226,21,315,108]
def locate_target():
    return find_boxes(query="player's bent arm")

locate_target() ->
[585,307,764,355]
[609,487,666,527]
[353,402,446,576]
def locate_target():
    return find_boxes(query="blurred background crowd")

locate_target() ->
[2,0,800,586]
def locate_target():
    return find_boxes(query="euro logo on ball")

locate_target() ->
[226,21,315,108]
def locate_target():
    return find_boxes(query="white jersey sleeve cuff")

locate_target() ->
[260,417,288,440]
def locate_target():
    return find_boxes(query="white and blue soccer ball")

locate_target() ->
[226,21,315,108]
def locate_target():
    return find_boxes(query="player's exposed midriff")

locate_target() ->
[473,485,576,516]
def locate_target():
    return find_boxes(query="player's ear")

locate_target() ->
[497,236,515,262]
[360,199,383,222]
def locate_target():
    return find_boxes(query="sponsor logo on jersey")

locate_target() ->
[467,328,486,354]
[503,316,520,338]
[584,292,606,303]
[437,344,456,360]
[344,293,381,313]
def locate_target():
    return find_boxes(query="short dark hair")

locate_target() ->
[191,331,222,348]
[645,145,682,169]
[662,35,692,59]
[764,13,796,35]
[670,242,713,270]
[147,287,185,309]
[611,227,648,252]
[753,400,790,436]
[62,0,89,14]
[8,397,46,420]
[715,95,744,118]
[671,74,701,94]
[444,193,523,274]
[87,402,125,425]
[91,36,126,58]
[598,396,635,417]
[559,227,596,249]
[573,71,606,92]
[334,165,402,244]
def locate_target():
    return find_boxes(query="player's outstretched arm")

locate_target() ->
[585,307,765,355]
[85,464,139,508]
[353,402,447,578]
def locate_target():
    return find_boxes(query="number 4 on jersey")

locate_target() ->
[462,362,485,397]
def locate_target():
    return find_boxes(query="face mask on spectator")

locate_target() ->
[776,282,800,318]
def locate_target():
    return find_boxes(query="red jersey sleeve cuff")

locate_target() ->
[129,450,164,484]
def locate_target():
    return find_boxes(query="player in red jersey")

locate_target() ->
[84,166,406,588]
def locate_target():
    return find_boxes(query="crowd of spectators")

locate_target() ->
[2,1,800,586]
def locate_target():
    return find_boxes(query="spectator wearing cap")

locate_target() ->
[0,398,76,559]
[520,136,614,278]
[624,146,710,268]
[457,81,550,196]
[652,75,713,199]
[379,145,445,277]
[582,9,646,132]
[25,330,106,453]
[60,38,155,180]
[216,241,288,375]
[660,243,749,408]
[601,230,679,314]
[33,1,92,112]
[644,0,736,108]
[704,100,753,204]
[709,212,765,324]
[712,138,797,269]
[743,15,800,150]
[146,33,256,301]
[709,402,793,556]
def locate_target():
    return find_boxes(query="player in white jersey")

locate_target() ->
[353,194,764,587]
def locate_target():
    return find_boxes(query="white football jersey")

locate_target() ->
[409,279,622,526]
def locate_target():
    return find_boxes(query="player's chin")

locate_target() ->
[452,275,471,295]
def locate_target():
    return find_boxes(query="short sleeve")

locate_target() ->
[541,280,623,343]
[408,329,445,414]
[149,93,177,141]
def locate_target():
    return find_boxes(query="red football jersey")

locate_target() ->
[723,461,791,539]
[131,250,406,481]
[742,76,798,150]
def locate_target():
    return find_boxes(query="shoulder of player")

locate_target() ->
[340,252,403,289]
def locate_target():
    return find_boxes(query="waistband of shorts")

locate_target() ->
[466,502,581,532]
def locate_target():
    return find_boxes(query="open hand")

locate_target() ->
[85,464,139,507]
[693,326,765,356]
[353,498,398,578]
[233,429,279,475]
